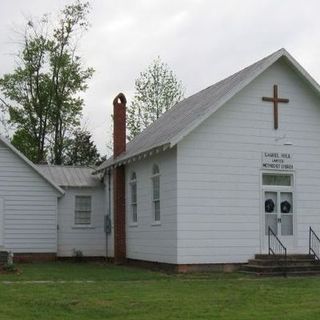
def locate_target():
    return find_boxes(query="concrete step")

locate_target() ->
[242,253,320,276]
[247,258,318,266]
[241,269,320,277]
[254,254,315,260]
[242,263,320,273]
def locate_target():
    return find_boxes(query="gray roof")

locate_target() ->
[37,165,102,188]
[97,48,320,171]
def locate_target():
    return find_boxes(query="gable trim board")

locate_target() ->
[0,136,64,195]
[96,48,320,172]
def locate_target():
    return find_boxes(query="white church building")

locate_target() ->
[1,48,320,270]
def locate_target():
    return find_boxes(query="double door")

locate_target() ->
[262,173,294,249]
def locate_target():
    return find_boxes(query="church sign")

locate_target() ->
[262,152,294,171]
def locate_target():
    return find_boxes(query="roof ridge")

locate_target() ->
[36,164,95,169]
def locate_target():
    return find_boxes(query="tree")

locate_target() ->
[11,129,40,163]
[63,129,101,166]
[0,1,94,164]
[127,57,184,140]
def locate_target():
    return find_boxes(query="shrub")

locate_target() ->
[2,262,19,273]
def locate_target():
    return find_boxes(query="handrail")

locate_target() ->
[268,227,287,256]
[268,227,287,276]
[309,227,320,260]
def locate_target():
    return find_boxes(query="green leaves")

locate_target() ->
[0,1,94,164]
[64,129,101,166]
[127,57,184,140]
[11,129,40,163]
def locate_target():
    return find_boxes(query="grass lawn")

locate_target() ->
[0,262,320,319]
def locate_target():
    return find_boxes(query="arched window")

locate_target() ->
[130,172,137,223]
[151,164,160,222]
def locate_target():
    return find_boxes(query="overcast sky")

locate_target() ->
[1,0,320,154]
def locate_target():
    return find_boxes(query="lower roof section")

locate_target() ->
[37,165,102,188]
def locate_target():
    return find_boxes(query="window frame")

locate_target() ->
[130,172,138,225]
[262,173,293,187]
[151,164,161,224]
[74,195,92,227]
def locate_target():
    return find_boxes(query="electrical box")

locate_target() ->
[104,215,112,234]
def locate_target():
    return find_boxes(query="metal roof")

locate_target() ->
[37,165,102,188]
[96,48,320,171]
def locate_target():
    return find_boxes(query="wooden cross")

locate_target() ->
[262,85,289,130]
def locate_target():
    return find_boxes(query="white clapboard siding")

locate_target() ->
[0,199,4,247]
[125,148,177,263]
[0,142,60,253]
[177,59,320,264]
[57,187,106,257]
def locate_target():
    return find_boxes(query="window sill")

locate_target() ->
[151,221,161,226]
[129,223,138,227]
[72,225,95,229]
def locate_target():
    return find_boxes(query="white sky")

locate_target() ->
[1,0,320,154]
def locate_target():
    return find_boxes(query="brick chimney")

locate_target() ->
[113,93,126,157]
[113,93,126,264]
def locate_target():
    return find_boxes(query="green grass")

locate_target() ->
[1,262,320,319]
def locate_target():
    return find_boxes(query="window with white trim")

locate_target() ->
[130,172,138,223]
[152,164,160,222]
[75,196,92,225]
